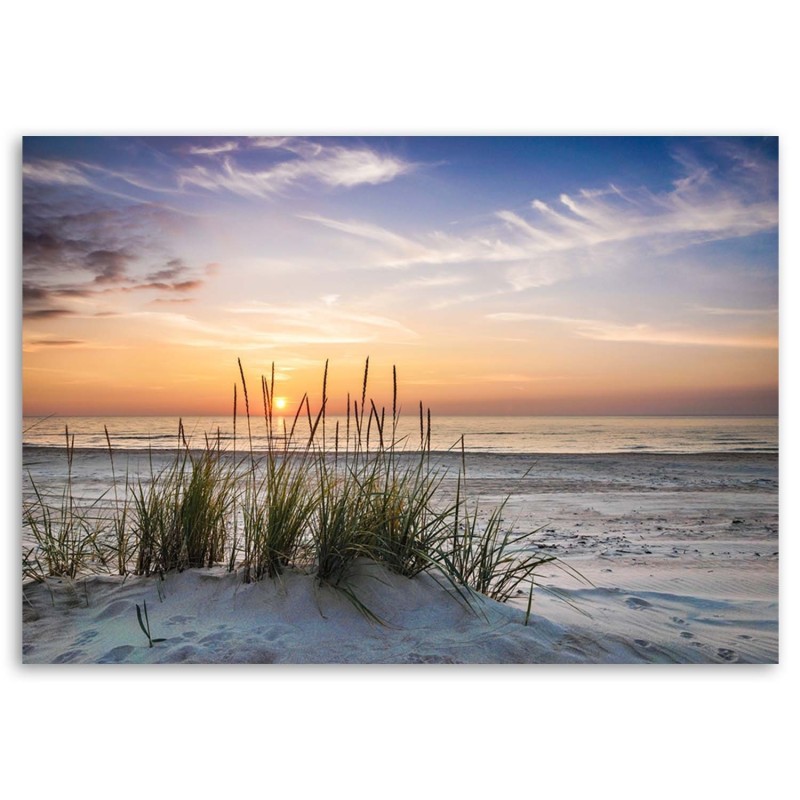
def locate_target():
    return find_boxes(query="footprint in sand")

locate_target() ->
[53,649,85,663]
[680,631,694,639]
[671,616,686,625]
[406,652,457,664]
[165,644,201,662]
[75,630,98,645]
[200,630,233,645]
[98,645,135,663]
[625,597,652,610]
[737,634,752,640]
[717,648,738,662]
[93,600,132,620]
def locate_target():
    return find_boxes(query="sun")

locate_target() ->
[274,397,287,411]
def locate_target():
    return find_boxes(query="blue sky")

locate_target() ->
[22,136,778,415]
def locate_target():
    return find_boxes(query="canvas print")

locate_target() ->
[21,136,778,664]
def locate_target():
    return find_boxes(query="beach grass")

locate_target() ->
[22,359,565,620]
[23,427,100,581]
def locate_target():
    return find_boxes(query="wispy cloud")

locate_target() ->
[487,311,778,349]
[23,157,183,203]
[403,274,471,289]
[22,336,131,353]
[225,300,419,345]
[300,145,778,286]
[99,298,419,353]
[178,141,413,198]
[497,146,778,257]
[23,160,92,187]
[25,338,84,347]
[187,141,240,156]
[301,213,525,268]
[300,214,427,258]
[695,305,778,317]
[23,308,76,320]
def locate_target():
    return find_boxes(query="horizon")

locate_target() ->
[22,411,779,420]
[22,136,779,417]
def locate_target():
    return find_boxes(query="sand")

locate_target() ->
[21,450,778,664]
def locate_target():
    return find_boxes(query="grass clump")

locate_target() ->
[23,358,580,623]
[103,425,133,576]
[177,446,235,569]
[23,427,99,581]
[130,463,178,577]
[242,456,316,581]
[130,435,235,574]
[360,455,451,579]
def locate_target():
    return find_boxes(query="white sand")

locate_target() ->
[21,450,778,664]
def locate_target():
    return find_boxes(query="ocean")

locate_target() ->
[22,414,778,455]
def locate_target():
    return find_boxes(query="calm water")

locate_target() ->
[22,415,778,455]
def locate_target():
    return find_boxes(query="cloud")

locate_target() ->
[495,178,777,258]
[26,338,85,347]
[149,297,195,306]
[23,160,92,187]
[24,157,181,203]
[22,196,212,319]
[428,288,506,311]
[177,142,414,198]
[299,142,777,285]
[86,249,134,284]
[301,213,525,268]
[486,312,778,349]
[695,305,778,317]
[504,263,562,291]
[124,279,205,294]
[250,136,299,151]
[23,308,75,320]
[222,300,419,346]
[188,141,240,156]
[299,214,432,264]
[90,300,417,354]
[147,258,188,282]
[404,274,471,289]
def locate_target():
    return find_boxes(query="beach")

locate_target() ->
[22,448,778,664]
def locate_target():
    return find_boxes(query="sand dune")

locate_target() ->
[22,450,778,664]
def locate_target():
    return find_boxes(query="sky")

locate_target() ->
[21,135,779,416]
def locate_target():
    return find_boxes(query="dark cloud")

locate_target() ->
[23,308,75,319]
[23,283,92,302]
[147,257,188,282]
[23,230,85,262]
[120,278,204,294]
[85,249,134,283]
[26,338,85,346]
[22,284,50,302]
[23,197,212,318]
[150,297,194,305]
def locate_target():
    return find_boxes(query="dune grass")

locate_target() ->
[23,427,100,582]
[22,359,570,621]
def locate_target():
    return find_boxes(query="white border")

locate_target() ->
[3,2,794,796]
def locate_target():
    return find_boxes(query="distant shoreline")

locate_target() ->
[21,445,779,458]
